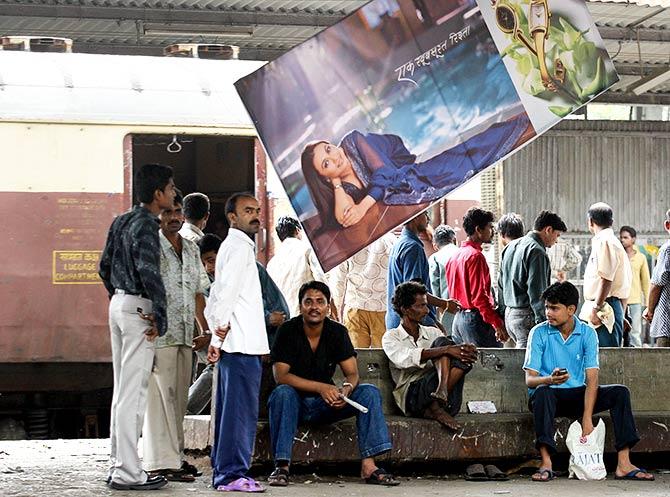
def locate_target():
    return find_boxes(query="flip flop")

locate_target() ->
[364,468,400,486]
[614,468,655,481]
[465,464,488,481]
[268,467,289,487]
[484,464,509,481]
[531,468,556,482]
[149,468,195,482]
[181,461,203,477]
[217,477,266,492]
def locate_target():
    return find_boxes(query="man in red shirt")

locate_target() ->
[445,207,508,347]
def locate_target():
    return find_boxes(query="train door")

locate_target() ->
[128,133,270,263]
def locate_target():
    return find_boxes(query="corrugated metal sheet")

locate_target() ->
[502,120,670,235]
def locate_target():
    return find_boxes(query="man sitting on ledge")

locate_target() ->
[267,280,399,487]
[524,281,654,482]
[383,281,477,431]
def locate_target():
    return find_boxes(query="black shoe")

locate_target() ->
[109,475,168,491]
[181,461,203,477]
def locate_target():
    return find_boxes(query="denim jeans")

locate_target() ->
[597,297,624,347]
[452,310,501,348]
[186,363,214,415]
[504,307,535,348]
[628,303,643,347]
[268,384,392,463]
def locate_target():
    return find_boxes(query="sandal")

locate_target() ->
[181,460,202,477]
[614,468,655,481]
[484,464,508,481]
[531,468,556,482]
[268,467,289,487]
[217,477,266,493]
[465,464,488,481]
[364,468,400,486]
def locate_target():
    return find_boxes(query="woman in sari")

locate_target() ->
[301,113,533,229]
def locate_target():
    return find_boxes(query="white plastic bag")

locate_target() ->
[566,419,607,480]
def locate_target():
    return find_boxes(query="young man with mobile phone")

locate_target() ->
[523,282,653,482]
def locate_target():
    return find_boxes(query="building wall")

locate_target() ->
[501,120,670,238]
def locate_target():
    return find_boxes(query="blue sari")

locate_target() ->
[339,113,531,205]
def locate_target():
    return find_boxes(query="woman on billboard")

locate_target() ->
[301,113,533,229]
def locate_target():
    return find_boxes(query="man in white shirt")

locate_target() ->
[205,193,269,492]
[330,232,396,348]
[583,203,632,347]
[267,216,327,316]
[178,192,209,243]
[428,225,458,333]
[382,281,477,431]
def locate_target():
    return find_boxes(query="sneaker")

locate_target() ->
[109,474,168,491]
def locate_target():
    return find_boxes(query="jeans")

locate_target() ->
[504,307,534,348]
[268,384,392,464]
[452,309,501,348]
[597,297,624,347]
[628,304,643,347]
[187,363,214,415]
[529,384,640,454]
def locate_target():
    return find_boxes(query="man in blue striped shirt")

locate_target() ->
[523,282,653,482]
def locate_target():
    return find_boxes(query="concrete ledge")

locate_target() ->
[185,412,670,462]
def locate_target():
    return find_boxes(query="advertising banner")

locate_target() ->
[235,0,618,271]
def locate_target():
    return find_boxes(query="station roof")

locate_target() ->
[0,0,667,104]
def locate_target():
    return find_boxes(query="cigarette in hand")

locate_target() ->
[339,394,368,413]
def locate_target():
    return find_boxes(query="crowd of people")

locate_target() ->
[99,163,667,491]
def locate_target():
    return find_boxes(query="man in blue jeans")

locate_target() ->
[524,281,653,482]
[267,280,399,487]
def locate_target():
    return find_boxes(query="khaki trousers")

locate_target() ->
[142,345,193,471]
[108,294,155,485]
[345,308,387,348]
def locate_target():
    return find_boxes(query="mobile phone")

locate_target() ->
[556,368,568,375]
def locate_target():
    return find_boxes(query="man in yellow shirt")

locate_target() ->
[620,226,651,347]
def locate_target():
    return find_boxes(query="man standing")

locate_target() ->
[496,213,525,247]
[267,216,327,317]
[524,282,653,482]
[331,232,396,348]
[178,192,209,243]
[428,225,458,333]
[143,190,210,481]
[498,211,567,348]
[99,163,175,491]
[205,193,269,492]
[547,238,582,282]
[583,203,632,347]
[267,281,398,487]
[619,226,651,347]
[383,282,477,431]
[386,211,458,331]
[446,208,508,347]
[644,209,670,347]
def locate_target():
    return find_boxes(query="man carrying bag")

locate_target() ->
[523,281,654,482]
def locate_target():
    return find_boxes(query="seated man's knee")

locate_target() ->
[531,385,553,404]
[609,384,631,401]
[431,336,451,348]
[269,384,300,407]
[354,384,382,404]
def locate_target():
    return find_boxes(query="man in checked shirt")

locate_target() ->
[99,163,176,491]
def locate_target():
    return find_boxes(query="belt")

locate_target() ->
[114,289,149,299]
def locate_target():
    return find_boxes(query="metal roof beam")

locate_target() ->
[71,41,285,60]
[594,91,670,106]
[597,25,670,43]
[615,62,670,76]
[0,3,344,27]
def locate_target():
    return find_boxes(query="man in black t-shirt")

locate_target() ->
[267,280,399,487]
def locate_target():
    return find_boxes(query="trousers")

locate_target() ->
[108,294,155,485]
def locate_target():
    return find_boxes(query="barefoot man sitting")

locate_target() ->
[383,281,477,430]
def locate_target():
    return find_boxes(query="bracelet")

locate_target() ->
[342,382,353,389]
